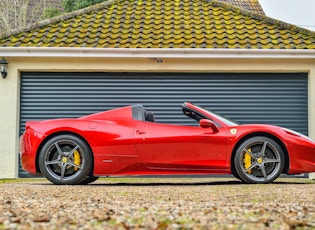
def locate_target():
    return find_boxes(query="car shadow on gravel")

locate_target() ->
[86,180,311,187]
[32,180,243,186]
[32,176,313,186]
[34,180,311,186]
[89,180,243,186]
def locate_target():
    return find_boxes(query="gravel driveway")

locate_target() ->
[0,177,314,229]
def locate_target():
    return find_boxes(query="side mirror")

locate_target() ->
[199,119,219,133]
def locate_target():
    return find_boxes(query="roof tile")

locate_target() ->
[218,0,264,15]
[1,0,315,49]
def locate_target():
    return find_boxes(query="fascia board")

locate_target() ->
[1,47,315,59]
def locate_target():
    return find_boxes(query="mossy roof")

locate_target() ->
[1,0,315,49]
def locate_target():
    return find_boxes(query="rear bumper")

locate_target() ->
[20,129,44,174]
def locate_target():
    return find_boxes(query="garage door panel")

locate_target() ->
[20,72,308,131]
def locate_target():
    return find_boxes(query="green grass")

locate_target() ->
[0,178,47,184]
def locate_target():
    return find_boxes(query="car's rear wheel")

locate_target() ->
[39,134,92,185]
[234,136,285,184]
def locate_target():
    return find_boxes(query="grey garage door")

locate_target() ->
[19,72,308,177]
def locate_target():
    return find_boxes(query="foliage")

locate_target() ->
[62,0,108,12]
[0,0,59,35]
[42,7,61,20]
[0,0,29,34]
[0,0,109,34]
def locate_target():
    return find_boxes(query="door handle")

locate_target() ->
[136,130,146,135]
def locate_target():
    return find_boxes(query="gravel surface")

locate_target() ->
[0,177,315,229]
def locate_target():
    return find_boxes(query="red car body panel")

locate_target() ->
[20,102,315,177]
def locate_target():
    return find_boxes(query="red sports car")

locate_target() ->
[20,102,315,185]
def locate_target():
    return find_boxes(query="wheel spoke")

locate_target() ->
[45,159,60,166]
[67,145,79,157]
[243,162,258,173]
[264,158,280,164]
[60,163,67,180]
[243,148,256,159]
[54,142,64,156]
[258,164,267,179]
[68,161,82,170]
[260,141,268,157]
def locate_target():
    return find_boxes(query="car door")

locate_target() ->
[134,121,229,173]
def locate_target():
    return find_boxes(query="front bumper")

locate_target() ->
[286,135,315,174]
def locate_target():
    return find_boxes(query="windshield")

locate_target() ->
[207,110,238,126]
[196,106,238,126]
[183,102,238,127]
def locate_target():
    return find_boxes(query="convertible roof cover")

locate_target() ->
[1,0,314,49]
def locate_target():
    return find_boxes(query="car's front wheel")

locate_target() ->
[38,134,92,185]
[79,175,99,185]
[234,136,285,184]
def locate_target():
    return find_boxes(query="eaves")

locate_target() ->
[1,47,315,59]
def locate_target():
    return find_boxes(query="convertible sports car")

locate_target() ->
[20,102,315,185]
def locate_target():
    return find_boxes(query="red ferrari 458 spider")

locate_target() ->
[20,102,315,185]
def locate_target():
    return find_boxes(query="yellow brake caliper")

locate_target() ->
[73,150,81,171]
[244,148,252,174]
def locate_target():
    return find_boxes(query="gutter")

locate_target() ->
[1,47,315,59]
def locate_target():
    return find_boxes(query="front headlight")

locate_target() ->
[282,128,315,142]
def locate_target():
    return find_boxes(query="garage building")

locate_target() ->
[0,0,315,178]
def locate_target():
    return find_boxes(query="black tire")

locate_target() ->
[38,134,92,185]
[231,167,243,181]
[79,176,99,185]
[234,136,285,184]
